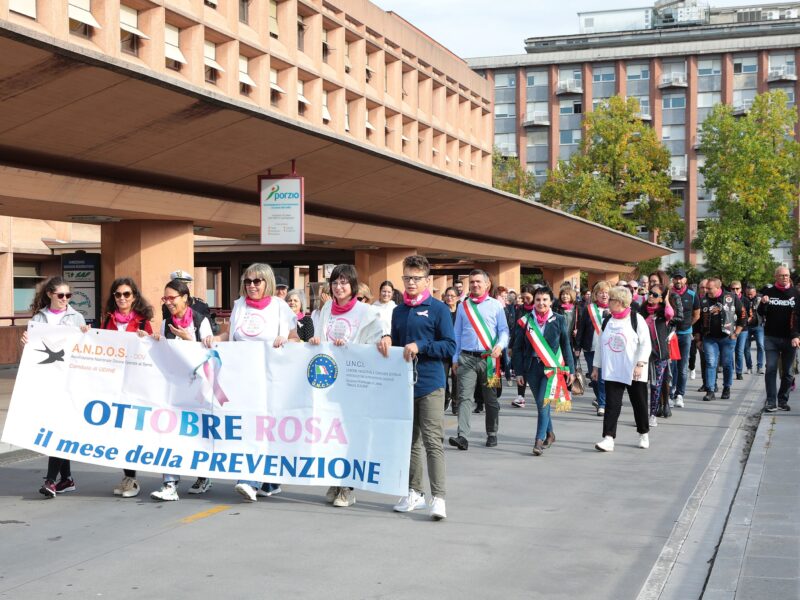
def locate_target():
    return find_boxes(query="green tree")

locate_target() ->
[492,147,537,199]
[539,96,683,250]
[696,90,800,285]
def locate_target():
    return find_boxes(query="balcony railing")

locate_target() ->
[636,110,652,121]
[669,166,687,180]
[767,64,797,82]
[658,73,688,88]
[523,111,550,126]
[556,79,583,95]
[732,98,754,116]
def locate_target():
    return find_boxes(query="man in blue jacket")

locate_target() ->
[387,255,455,520]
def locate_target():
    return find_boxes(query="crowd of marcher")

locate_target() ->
[22,260,800,522]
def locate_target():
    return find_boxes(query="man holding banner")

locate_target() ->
[386,255,455,520]
[449,269,509,450]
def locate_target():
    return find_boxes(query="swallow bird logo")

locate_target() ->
[36,342,65,364]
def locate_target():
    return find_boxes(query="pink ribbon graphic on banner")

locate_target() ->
[193,349,229,407]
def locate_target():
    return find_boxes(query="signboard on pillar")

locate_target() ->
[62,252,101,326]
[259,175,304,245]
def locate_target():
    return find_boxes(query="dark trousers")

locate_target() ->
[45,457,71,482]
[602,380,650,438]
[765,336,797,407]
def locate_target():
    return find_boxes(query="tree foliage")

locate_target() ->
[696,90,800,285]
[491,147,537,199]
[539,96,683,247]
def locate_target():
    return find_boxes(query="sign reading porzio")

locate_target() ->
[259,175,304,245]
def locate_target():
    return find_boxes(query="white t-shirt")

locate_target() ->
[595,312,651,385]
[372,300,396,330]
[44,309,65,325]
[160,315,213,341]
[313,300,388,344]
[229,296,295,343]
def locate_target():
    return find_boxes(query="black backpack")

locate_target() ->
[601,310,638,333]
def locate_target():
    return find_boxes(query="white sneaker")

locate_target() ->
[187,477,212,495]
[597,407,605,416]
[595,436,614,452]
[675,395,684,408]
[690,368,696,380]
[429,497,446,521]
[511,395,525,408]
[114,476,140,498]
[747,368,753,375]
[234,483,258,503]
[256,484,282,497]
[639,433,650,449]
[150,481,179,502]
[333,487,356,507]
[649,415,657,428]
[325,486,339,504]
[668,397,674,408]
[393,489,426,513]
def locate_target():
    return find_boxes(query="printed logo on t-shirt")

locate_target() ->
[326,316,359,342]
[606,332,627,353]
[238,309,267,337]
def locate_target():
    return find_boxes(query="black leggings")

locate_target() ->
[45,457,71,482]
[602,380,650,438]
[123,469,136,477]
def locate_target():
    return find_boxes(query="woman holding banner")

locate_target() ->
[310,263,390,508]
[512,285,575,456]
[149,278,215,502]
[100,277,154,499]
[206,263,299,503]
[22,276,90,499]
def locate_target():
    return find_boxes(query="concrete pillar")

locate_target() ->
[757,50,769,95]
[193,267,208,301]
[486,260,520,292]
[651,58,663,134]
[541,267,581,290]
[354,247,416,299]
[101,220,194,326]
[721,53,734,105]
[517,66,527,165]
[686,55,699,265]
[432,275,448,299]
[587,271,621,291]
[615,60,626,97]
[548,64,559,171]
[0,252,12,319]
[582,63,593,114]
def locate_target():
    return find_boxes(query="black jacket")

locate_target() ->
[638,304,680,361]
[575,303,608,352]
[758,285,800,339]
[512,311,575,375]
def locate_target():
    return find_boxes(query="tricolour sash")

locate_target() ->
[587,303,604,336]
[519,313,571,412]
[463,298,501,388]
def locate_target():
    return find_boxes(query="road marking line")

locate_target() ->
[180,505,232,524]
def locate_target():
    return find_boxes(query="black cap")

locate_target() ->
[276,276,288,289]
[672,269,687,278]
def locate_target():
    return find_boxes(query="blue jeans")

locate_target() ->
[670,333,693,397]
[765,336,797,407]
[734,329,750,375]
[746,326,765,370]
[703,336,735,391]
[525,363,554,442]
[584,350,605,408]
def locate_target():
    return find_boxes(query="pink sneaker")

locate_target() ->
[511,396,525,408]
[55,478,76,494]
[39,480,56,499]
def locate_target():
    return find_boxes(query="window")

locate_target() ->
[526,130,548,146]
[203,41,224,85]
[344,101,350,131]
[662,94,686,109]
[119,5,148,57]
[366,63,374,84]
[204,0,217,8]
[559,129,581,145]
[239,56,256,96]
[13,262,43,313]
[634,96,650,115]
[559,99,582,114]
[526,101,548,120]
[297,15,306,52]
[697,92,721,108]
[494,103,515,118]
[494,133,516,154]
[9,0,37,19]
[322,90,331,124]
[322,29,330,63]
[526,70,548,87]
[297,80,310,116]
[698,59,721,76]
[662,125,685,140]
[592,98,610,111]
[269,68,284,106]
[164,24,187,71]
[269,0,279,39]
[494,72,516,88]
[68,0,99,38]
[239,0,250,23]
[344,42,351,73]
[626,63,650,80]
[733,56,758,74]
[769,53,795,69]
[592,66,615,82]
[559,67,582,83]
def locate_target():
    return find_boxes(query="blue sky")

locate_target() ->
[372,1,778,58]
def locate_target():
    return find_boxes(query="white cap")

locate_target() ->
[170,269,193,282]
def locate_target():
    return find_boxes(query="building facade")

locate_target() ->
[469,0,800,268]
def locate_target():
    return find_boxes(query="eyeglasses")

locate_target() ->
[243,278,264,287]
[777,273,791,278]
[401,275,427,283]
[649,292,662,299]
[161,295,181,303]
[114,291,133,299]
[55,292,72,300]
[331,279,350,288]
[731,287,741,291]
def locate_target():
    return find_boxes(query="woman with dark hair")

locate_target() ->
[373,280,397,330]
[22,276,89,498]
[310,263,390,508]
[100,277,154,499]
[149,278,215,502]
[640,283,679,428]
[443,286,459,413]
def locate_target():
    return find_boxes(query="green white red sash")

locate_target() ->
[519,313,572,412]
[463,298,501,387]
[587,303,604,335]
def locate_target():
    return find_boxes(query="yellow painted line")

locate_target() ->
[180,504,232,524]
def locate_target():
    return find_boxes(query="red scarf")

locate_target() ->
[469,292,489,304]
[113,310,134,324]
[403,289,430,307]
[172,307,193,329]
[775,281,791,291]
[611,307,631,319]
[645,304,659,314]
[534,309,551,326]
[245,296,271,310]
[523,303,535,312]
[596,302,609,309]
[331,296,358,315]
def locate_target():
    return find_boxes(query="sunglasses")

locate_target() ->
[649,292,662,299]
[114,291,133,299]
[243,278,264,287]
[54,292,73,300]
[731,287,741,291]
[161,295,181,303]
[357,296,366,301]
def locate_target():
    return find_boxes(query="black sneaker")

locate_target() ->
[721,387,731,400]
[698,385,708,393]
[703,391,716,402]
[736,373,744,381]
[448,436,469,451]
[486,435,498,448]
[779,404,791,411]
[765,404,778,412]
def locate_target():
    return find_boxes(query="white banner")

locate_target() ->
[2,324,413,496]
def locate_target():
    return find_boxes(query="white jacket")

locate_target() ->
[595,312,651,385]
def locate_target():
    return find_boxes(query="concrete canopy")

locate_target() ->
[0,25,670,273]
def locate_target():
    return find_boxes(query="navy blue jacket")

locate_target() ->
[511,311,575,375]
[391,295,456,398]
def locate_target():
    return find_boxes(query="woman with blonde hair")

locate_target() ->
[575,281,612,416]
[358,282,372,304]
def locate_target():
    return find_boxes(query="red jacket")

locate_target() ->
[101,313,153,334]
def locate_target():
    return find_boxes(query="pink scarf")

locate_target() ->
[775,281,791,291]
[331,296,358,315]
[172,307,193,329]
[113,310,134,324]
[611,307,631,319]
[296,311,304,320]
[469,292,489,304]
[596,302,609,309]
[403,289,430,307]
[534,309,551,326]
[523,303,535,312]
[560,303,574,311]
[48,307,66,314]
[245,296,271,310]
[645,304,659,314]
[674,284,687,296]
[709,288,723,299]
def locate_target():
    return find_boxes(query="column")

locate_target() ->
[486,260,520,292]
[650,58,663,134]
[757,50,769,95]
[686,55,699,265]
[615,60,626,97]
[548,64,559,170]
[432,275,448,299]
[540,267,581,290]
[587,271,620,290]
[0,217,12,319]
[582,63,593,114]
[354,247,416,299]
[101,221,194,326]
[517,66,527,166]
[721,53,734,105]
[193,267,208,301]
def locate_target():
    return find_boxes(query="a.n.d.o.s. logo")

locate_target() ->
[307,354,338,389]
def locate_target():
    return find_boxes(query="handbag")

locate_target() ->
[571,364,586,396]
[668,333,681,360]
